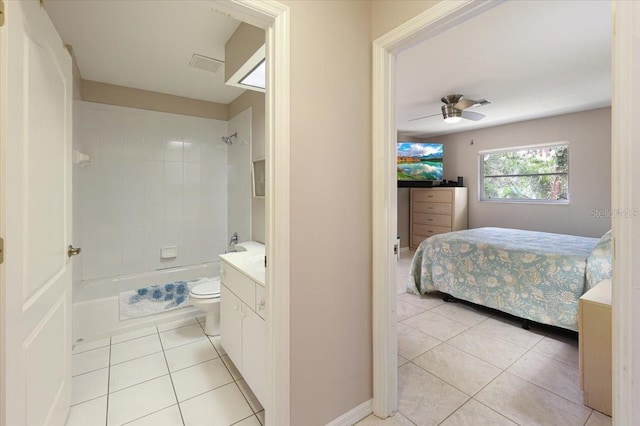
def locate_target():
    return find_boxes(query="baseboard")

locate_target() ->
[325,399,372,426]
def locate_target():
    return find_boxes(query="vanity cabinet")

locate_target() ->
[220,260,266,405]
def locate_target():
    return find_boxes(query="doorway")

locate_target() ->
[371,0,633,422]
[0,1,291,425]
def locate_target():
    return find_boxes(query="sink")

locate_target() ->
[247,255,266,271]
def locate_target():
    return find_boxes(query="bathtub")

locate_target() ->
[73,262,219,343]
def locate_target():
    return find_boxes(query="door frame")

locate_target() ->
[610,1,640,423]
[371,1,502,415]
[371,0,636,421]
[212,1,291,425]
[0,0,290,425]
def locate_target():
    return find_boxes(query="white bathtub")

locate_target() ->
[73,262,219,343]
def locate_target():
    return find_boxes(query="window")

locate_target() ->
[479,142,569,203]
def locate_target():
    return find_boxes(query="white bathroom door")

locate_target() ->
[0,1,73,425]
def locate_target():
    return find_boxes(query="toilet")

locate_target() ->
[189,278,221,336]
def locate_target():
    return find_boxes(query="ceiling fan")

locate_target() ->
[409,94,492,124]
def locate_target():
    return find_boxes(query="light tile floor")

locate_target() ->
[66,317,264,426]
[358,251,612,426]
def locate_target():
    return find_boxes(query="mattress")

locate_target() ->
[408,227,601,331]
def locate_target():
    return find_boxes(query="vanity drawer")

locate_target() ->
[413,212,451,227]
[221,261,255,310]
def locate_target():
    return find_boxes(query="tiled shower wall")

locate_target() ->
[78,102,228,280]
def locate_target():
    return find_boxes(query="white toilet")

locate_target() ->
[189,278,221,336]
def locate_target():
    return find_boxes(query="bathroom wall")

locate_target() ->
[229,91,266,243]
[227,107,252,245]
[78,101,229,280]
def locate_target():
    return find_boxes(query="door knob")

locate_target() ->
[68,245,81,257]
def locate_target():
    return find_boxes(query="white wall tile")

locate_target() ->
[144,119,166,161]
[144,161,165,205]
[99,110,123,161]
[122,113,146,160]
[121,227,145,275]
[144,203,164,229]
[165,162,184,185]
[80,102,228,280]
[183,140,201,163]
[165,140,183,162]
[184,163,201,185]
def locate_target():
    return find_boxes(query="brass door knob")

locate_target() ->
[68,245,81,257]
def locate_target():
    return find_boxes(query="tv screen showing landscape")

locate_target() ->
[397,142,444,181]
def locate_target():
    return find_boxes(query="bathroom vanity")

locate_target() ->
[219,243,266,405]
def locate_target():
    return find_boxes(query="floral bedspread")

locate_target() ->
[408,227,602,331]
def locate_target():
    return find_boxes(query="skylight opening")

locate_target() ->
[239,59,266,90]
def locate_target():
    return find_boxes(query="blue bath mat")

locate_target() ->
[118,278,208,320]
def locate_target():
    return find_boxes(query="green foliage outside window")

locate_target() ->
[481,144,569,202]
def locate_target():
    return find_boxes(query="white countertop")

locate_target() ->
[219,241,266,286]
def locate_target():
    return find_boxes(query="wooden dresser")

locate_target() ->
[410,187,468,249]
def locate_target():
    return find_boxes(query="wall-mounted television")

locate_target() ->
[397,142,444,187]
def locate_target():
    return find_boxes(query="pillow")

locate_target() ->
[585,230,613,291]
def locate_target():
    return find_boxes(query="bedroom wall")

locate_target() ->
[437,107,611,238]
[397,134,425,249]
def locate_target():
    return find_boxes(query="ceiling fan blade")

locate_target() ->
[408,112,440,122]
[454,98,480,110]
[461,110,485,121]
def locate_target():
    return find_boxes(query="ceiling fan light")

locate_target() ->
[442,105,462,124]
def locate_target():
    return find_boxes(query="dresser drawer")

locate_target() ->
[413,223,451,237]
[413,222,451,236]
[413,212,451,227]
[412,229,449,247]
[413,202,452,215]
[221,261,255,310]
[412,190,452,203]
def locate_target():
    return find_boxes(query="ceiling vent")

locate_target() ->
[188,54,224,73]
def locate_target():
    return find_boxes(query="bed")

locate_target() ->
[408,227,612,331]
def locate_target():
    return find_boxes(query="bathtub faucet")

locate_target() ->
[227,232,239,252]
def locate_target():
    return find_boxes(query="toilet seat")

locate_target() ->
[190,279,220,298]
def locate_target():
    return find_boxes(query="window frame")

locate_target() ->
[478,141,570,204]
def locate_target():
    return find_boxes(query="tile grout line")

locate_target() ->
[232,380,260,416]
[434,395,473,426]
[105,337,112,426]
[466,397,522,426]
[501,343,588,410]
[475,367,588,419]
[175,379,236,405]
[207,332,262,416]
[397,258,595,426]
[156,326,187,426]
[229,413,259,426]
